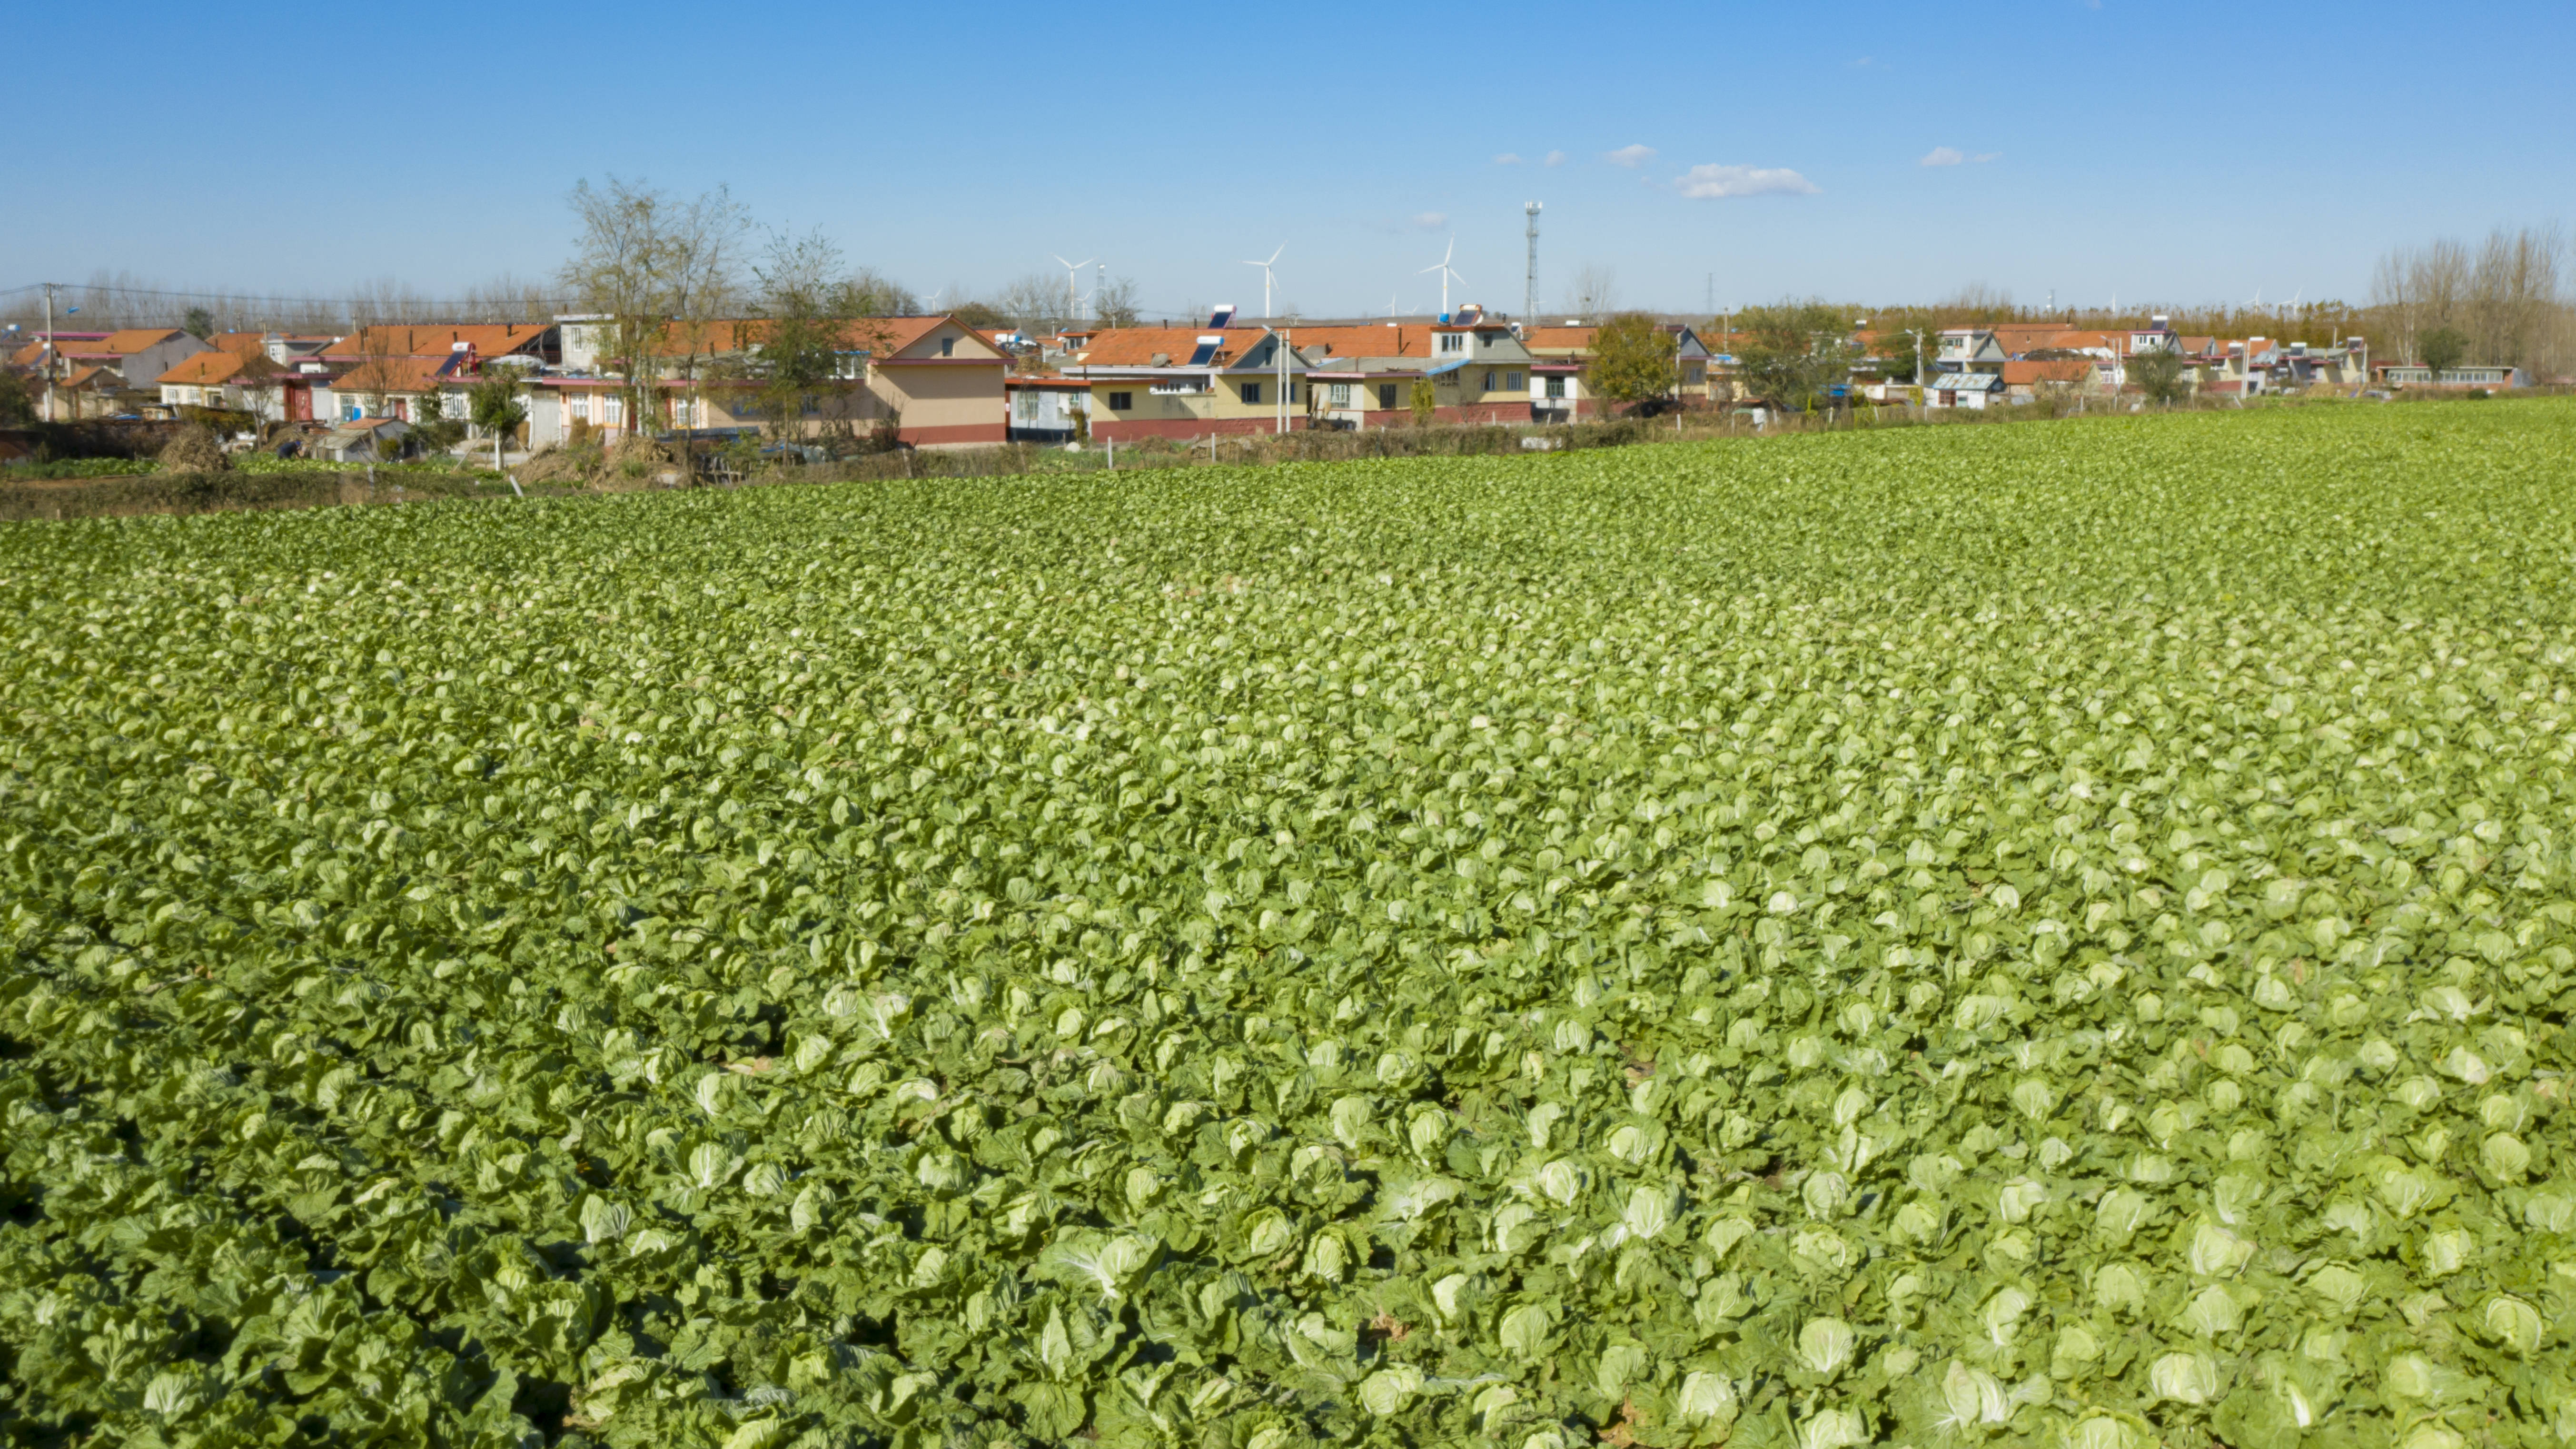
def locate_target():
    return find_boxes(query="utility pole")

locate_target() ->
[41,282,56,423]
[1523,202,1541,322]
[1276,328,1289,435]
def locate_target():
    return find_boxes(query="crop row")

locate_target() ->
[3,402,2575,1447]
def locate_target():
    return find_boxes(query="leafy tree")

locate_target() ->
[946,300,1009,329]
[467,372,529,472]
[2129,348,2190,406]
[0,369,34,426]
[183,306,215,340]
[2418,327,2468,377]
[744,228,895,447]
[1732,301,1859,414]
[1409,376,1437,425]
[1868,329,1935,387]
[1587,313,1677,413]
[407,392,469,453]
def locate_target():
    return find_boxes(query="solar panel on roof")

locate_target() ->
[1208,305,1237,329]
[1186,336,1222,367]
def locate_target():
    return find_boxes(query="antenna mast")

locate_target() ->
[1523,203,1541,322]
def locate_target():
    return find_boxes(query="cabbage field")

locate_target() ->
[4,400,2574,1448]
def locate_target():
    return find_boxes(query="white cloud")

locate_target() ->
[1672,163,1819,198]
[1604,143,1658,169]
[1919,146,1965,167]
[1410,211,1449,230]
[1494,152,1523,165]
[1542,149,1566,167]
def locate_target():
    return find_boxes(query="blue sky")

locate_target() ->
[5,0,2569,319]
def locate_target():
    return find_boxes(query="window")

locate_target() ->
[1378,383,1397,409]
[1329,382,1351,407]
[1507,371,1521,390]
[1545,375,1565,399]
[1239,381,1262,405]
[1104,391,1132,411]
[1483,370,1496,391]
[1437,333,1466,354]
[939,336,955,357]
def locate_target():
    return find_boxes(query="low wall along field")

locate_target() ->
[4,402,2574,1446]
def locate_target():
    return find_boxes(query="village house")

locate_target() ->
[1517,324,1597,421]
[1005,375,1091,443]
[1058,325,1315,440]
[1292,309,1536,429]
[10,327,212,416]
[535,314,1008,449]
[2373,359,2523,390]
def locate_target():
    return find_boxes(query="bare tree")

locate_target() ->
[847,267,918,317]
[557,175,750,437]
[456,272,564,324]
[1565,265,1617,319]
[1939,282,2015,324]
[2371,226,2567,371]
[994,273,1066,334]
[347,276,439,330]
[1093,276,1143,328]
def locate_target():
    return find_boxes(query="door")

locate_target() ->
[286,382,312,421]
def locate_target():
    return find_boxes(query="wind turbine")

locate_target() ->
[1240,245,1283,319]
[1052,256,1095,324]
[1419,239,1466,317]
[1385,290,1401,318]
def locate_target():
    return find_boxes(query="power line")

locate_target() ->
[0,280,579,310]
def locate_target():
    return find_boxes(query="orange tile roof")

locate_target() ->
[208,332,274,357]
[330,356,454,394]
[647,314,999,361]
[159,352,250,386]
[1519,326,1598,355]
[2002,359,2093,385]
[1285,325,1427,360]
[56,365,115,390]
[1070,327,1267,367]
[102,328,189,354]
[321,324,552,359]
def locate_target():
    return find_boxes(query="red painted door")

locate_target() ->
[286,382,312,421]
